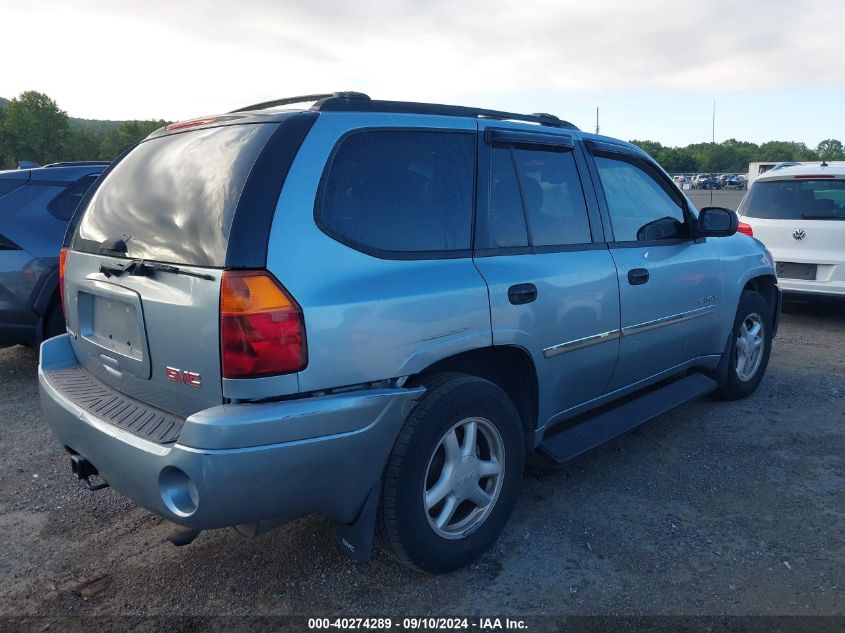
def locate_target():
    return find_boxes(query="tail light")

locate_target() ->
[737,222,753,237]
[58,248,69,311]
[220,270,307,378]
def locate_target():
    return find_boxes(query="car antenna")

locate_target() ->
[821,160,828,167]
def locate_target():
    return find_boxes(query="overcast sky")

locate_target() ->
[1,0,843,146]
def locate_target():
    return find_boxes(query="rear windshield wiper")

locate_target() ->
[99,259,215,281]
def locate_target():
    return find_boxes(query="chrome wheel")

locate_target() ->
[735,312,765,382]
[423,416,505,540]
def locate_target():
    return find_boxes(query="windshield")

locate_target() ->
[739,178,845,220]
[73,123,277,266]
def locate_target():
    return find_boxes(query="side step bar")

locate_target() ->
[539,373,718,464]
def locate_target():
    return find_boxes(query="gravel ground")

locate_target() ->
[0,296,843,620]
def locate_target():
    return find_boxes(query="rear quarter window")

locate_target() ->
[47,173,101,221]
[317,129,475,257]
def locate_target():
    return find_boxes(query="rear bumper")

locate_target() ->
[777,278,845,297]
[39,335,423,530]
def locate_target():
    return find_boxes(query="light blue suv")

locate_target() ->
[38,93,780,573]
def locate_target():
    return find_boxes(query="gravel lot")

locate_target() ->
[0,295,843,621]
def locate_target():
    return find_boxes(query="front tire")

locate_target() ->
[716,290,772,400]
[377,373,524,573]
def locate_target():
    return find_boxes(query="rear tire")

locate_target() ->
[716,290,772,400]
[377,373,524,573]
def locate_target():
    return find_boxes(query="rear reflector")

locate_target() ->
[59,248,69,312]
[220,270,307,378]
[737,222,753,237]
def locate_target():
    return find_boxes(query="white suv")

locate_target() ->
[738,162,845,297]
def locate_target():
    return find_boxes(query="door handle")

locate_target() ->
[508,283,538,305]
[627,268,650,285]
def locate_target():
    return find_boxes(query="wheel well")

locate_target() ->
[405,346,539,435]
[743,275,778,324]
[41,289,62,338]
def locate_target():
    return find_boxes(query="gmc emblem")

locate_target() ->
[165,366,201,388]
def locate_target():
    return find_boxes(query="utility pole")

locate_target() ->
[712,98,716,144]
[595,107,600,135]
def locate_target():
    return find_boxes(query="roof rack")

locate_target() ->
[229,91,579,130]
[43,161,112,168]
[229,93,335,113]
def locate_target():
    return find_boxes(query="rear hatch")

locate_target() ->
[739,175,845,270]
[64,121,282,418]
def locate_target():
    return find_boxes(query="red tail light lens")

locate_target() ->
[165,116,219,131]
[58,248,69,311]
[737,222,753,237]
[220,270,307,378]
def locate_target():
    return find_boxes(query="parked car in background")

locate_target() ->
[693,174,720,189]
[40,93,779,574]
[725,175,745,190]
[738,162,845,297]
[0,161,108,347]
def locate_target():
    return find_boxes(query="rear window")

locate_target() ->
[740,179,845,220]
[73,123,278,266]
[317,130,475,256]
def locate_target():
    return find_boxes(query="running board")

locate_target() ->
[539,373,718,464]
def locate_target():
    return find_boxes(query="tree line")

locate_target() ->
[1,90,843,173]
[0,91,167,169]
[629,137,843,174]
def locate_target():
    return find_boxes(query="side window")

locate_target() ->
[512,147,592,247]
[593,155,687,242]
[478,147,528,248]
[47,173,100,221]
[478,144,591,249]
[318,130,474,255]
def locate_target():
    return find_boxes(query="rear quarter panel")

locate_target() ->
[263,112,492,395]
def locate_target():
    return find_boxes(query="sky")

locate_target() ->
[1,0,843,147]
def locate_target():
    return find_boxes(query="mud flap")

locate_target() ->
[335,483,380,563]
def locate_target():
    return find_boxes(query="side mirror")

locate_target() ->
[697,207,738,237]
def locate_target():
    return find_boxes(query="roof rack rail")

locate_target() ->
[229,93,336,113]
[229,91,578,130]
[311,93,579,130]
[43,161,112,168]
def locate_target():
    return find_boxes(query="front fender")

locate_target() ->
[710,234,777,341]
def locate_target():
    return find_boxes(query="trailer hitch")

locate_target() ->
[70,454,109,491]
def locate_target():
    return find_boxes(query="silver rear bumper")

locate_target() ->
[39,334,422,529]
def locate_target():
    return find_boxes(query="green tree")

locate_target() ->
[99,120,167,159]
[0,101,6,168]
[0,91,70,166]
[816,139,845,161]
[756,141,817,162]
[65,127,106,162]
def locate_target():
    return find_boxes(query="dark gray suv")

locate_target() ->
[0,161,107,347]
[39,93,779,573]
